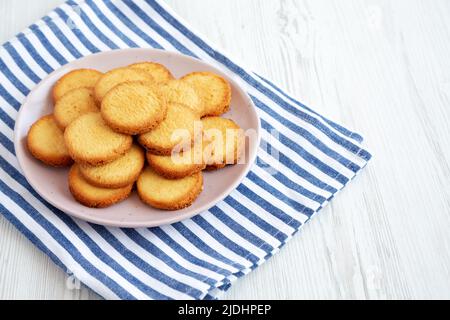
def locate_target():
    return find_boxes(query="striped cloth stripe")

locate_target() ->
[0,0,371,300]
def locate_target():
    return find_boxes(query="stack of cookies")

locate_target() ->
[27,62,244,211]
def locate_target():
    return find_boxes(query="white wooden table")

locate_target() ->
[1,0,450,300]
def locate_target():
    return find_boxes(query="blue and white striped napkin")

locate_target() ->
[0,0,371,299]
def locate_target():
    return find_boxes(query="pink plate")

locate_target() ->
[14,48,261,228]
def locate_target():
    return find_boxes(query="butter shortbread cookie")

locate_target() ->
[101,81,167,135]
[202,117,244,170]
[79,144,145,188]
[52,69,102,102]
[69,164,133,208]
[181,72,231,117]
[94,67,154,103]
[64,112,132,166]
[129,62,174,83]
[146,138,211,179]
[54,87,99,129]
[159,80,203,116]
[138,103,201,156]
[27,115,73,167]
[137,167,203,210]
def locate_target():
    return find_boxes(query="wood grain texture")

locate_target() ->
[1,0,450,300]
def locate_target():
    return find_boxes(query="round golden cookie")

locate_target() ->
[69,164,133,208]
[101,81,167,135]
[64,112,132,166]
[52,69,103,102]
[129,62,174,83]
[137,167,203,211]
[146,139,211,179]
[181,72,231,117]
[27,115,73,167]
[94,67,154,103]
[160,80,203,116]
[138,103,201,156]
[79,144,145,188]
[202,117,244,170]
[54,88,99,129]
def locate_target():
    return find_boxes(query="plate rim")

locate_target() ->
[13,48,261,228]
